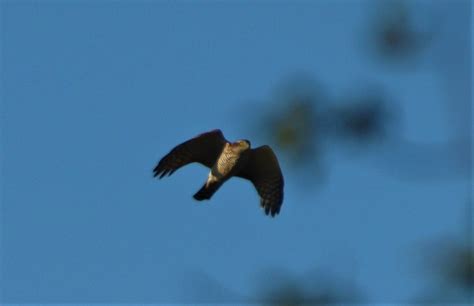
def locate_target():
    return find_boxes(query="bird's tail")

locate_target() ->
[193,181,221,201]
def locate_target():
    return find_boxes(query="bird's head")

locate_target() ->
[235,139,251,150]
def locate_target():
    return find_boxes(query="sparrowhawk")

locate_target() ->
[153,129,284,217]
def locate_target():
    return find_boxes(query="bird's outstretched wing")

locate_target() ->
[236,145,284,217]
[153,129,227,179]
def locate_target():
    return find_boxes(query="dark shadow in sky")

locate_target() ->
[251,268,366,305]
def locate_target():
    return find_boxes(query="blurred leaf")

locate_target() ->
[331,91,394,145]
[260,75,327,169]
[432,244,474,290]
[416,239,474,303]
[256,269,365,306]
[369,0,434,62]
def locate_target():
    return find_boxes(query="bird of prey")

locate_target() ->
[153,129,284,217]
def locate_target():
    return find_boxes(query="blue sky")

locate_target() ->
[1,0,471,304]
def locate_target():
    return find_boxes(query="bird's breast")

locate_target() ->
[210,148,243,179]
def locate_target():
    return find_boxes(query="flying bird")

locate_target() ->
[153,129,284,217]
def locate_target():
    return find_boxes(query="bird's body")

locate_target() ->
[153,130,284,217]
[213,142,250,180]
[194,140,251,200]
